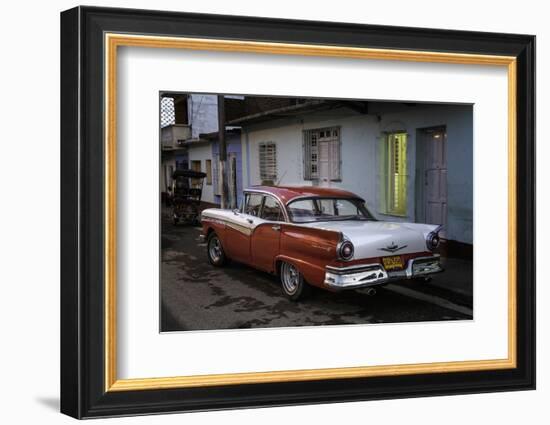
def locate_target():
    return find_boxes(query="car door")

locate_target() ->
[250,195,283,273]
[224,192,263,264]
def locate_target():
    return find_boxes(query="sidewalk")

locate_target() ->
[426,256,473,299]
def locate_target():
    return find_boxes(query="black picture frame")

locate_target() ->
[60,5,535,419]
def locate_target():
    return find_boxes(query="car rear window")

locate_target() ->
[287,197,374,223]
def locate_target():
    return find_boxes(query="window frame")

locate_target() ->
[242,192,264,217]
[303,126,342,182]
[258,141,277,184]
[286,196,375,223]
[380,131,408,217]
[241,191,289,222]
[260,194,284,222]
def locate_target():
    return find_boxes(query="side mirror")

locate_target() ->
[232,209,240,215]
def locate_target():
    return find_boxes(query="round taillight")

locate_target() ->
[339,240,354,260]
[426,232,440,250]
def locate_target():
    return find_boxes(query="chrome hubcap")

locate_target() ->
[281,262,299,294]
[209,237,222,262]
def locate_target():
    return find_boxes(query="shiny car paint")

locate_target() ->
[200,186,443,291]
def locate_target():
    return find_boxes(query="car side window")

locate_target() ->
[244,193,263,216]
[287,199,316,222]
[261,196,282,221]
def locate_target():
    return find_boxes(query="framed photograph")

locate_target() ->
[60,6,535,419]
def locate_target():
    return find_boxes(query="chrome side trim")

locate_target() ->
[201,213,256,236]
[201,209,343,236]
[225,221,253,236]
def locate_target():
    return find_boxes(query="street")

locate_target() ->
[161,216,473,332]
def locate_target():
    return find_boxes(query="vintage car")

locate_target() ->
[200,186,443,300]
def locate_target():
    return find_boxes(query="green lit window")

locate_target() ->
[381,132,408,216]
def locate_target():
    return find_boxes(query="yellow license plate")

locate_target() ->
[382,255,403,270]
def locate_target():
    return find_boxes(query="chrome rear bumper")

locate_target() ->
[324,254,443,290]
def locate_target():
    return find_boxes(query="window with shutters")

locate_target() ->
[380,132,408,216]
[303,127,341,181]
[259,142,277,185]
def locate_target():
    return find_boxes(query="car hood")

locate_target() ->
[300,220,439,259]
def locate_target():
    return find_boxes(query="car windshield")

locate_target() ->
[287,197,375,223]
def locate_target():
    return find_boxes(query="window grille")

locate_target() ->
[160,97,175,128]
[259,142,277,184]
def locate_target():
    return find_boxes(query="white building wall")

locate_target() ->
[376,104,473,244]
[187,142,215,204]
[242,104,472,244]
[243,110,380,212]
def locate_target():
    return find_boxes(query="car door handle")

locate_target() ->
[272,225,281,231]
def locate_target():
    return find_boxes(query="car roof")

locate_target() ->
[245,185,363,204]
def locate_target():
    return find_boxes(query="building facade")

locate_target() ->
[160,94,243,207]
[237,101,472,251]
[160,94,473,255]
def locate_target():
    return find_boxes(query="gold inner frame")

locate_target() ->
[104,33,517,392]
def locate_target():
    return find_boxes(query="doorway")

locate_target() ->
[416,127,447,232]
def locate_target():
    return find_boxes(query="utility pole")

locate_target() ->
[217,95,229,209]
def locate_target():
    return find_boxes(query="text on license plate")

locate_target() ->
[382,255,403,270]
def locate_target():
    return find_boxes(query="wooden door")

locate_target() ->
[424,130,447,228]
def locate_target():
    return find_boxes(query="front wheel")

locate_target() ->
[280,261,310,301]
[207,232,227,267]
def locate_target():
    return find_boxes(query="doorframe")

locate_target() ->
[415,125,447,224]
[228,152,237,209]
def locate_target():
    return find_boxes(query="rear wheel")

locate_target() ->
[207,232,227,267]
[280,261,310,301]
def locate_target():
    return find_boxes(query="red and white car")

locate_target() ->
[201,186,443,300]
